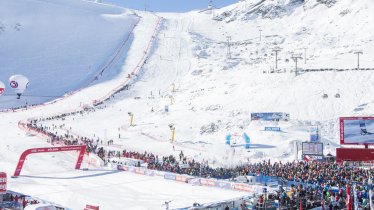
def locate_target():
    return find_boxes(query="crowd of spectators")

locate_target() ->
[23,115,374,210]
[0,193,40,209]
[24,119,374,187]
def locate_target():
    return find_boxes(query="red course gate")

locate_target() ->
[13,145,87,177]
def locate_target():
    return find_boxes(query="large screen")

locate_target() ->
[302,142,323,155]
[340,117,374,145]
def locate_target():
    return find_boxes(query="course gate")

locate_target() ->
[13,145,87,177]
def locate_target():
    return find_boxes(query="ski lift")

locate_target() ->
[335,93,340,98]
[322,94,328,99]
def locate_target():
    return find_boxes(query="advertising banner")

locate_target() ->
[200,179,216,187]
[145,170,155,176]
[302,142,323,155]
[336,148,374,162]
[302,154,323,162]
[232,183,258,193]
[0,172,6,195]
[135,168,145,175]
[175,175,189,183]
[251,112,289,121]
[309,126,320,142]
[13,145,87,177]
[154,170,165,177]
[265,127,281,132]
[164,173,176,181]
[188,178,201,186]
[117,165,128,171]
[340,117,374,145]
[214,181,232,190]
[127,166,136,173]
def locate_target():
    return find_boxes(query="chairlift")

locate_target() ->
[335,93,340,98]
[322,94,328,99]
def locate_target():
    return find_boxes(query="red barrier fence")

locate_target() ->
[0,172,6,195]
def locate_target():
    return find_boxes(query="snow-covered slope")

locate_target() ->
[0,0,374,209]
[47,0,374,164]
[0,1,248,209]
[0,0,138,109]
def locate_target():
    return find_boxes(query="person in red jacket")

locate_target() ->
[258,195,264,208]
[14,195,19,204]
[22,197,27,209]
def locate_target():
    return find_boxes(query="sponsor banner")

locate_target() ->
[145,170,155,176]
[188,178,201,186]
[13,145,87,177]
[200,178,216,187]
[310,126,320,142]
[154,170,165,177]
[85,205,99,210]
[108,163,117,170]
[340,117,374,145]
[175,175,189,183]
[251,112,290,121]
[135,168,145,175]
[215,181,232,189]
[127,166,136,173]
[242,185,259,193]
[117,165,128,171]
[232,183,258,193]
[179,163,190,169]
[164,173,176,181]
[0,172,6,195]
[302,142,323,155]
[336,148,374,162]
[310,134,319,142]
[302,154,323,162]
[266,186,279,193]
[265,127,281,132]
[309,126,320,142]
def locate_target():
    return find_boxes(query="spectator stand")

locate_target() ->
[0,190,66,210]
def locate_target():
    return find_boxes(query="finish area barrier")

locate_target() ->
[13,145,87,177]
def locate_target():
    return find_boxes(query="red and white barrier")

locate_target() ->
[0,172,6,195]
[85,204,99,210]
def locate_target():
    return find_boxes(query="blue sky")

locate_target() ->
[103,0,238,12]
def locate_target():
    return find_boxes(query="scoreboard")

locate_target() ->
[302,142,323,155]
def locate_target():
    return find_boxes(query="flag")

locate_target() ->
[303,155,311,162]
[347,185,352,210]
[369,189,374,210]
[353,185,358,210]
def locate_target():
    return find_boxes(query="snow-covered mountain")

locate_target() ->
[0,0,373,209]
